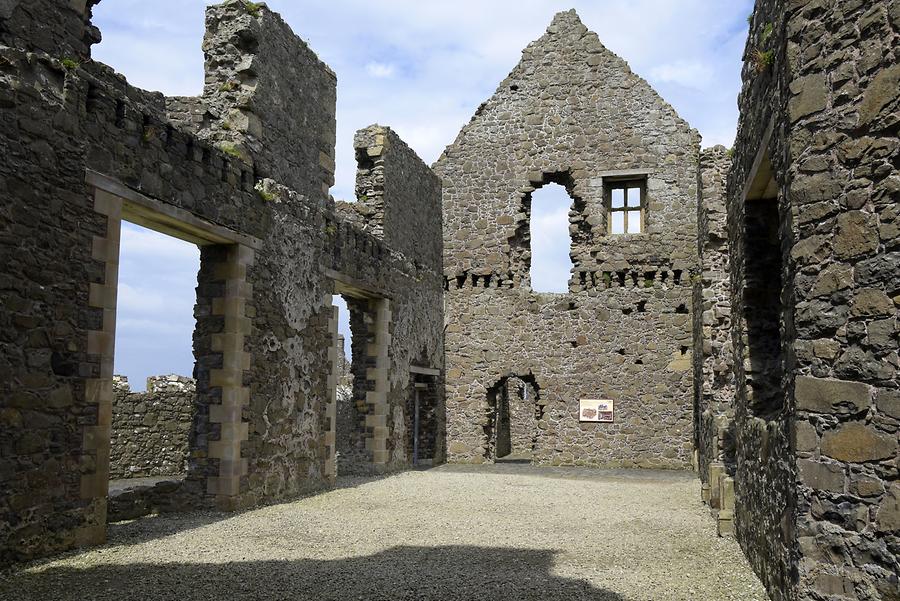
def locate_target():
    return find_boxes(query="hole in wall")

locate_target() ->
[114,99,126,128]
[110,222,200,489]
[528,183,574,293]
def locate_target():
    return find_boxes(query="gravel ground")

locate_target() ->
[1,464,769,600]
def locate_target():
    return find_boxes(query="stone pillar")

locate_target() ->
[323,298,339,481]
[364,298,391,466]
[78,186,124,545]
[204,244,254,509]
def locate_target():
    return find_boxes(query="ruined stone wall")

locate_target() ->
[0,0,444,563]
[109,376,193,479]
[725,1,899,600]
[693,146,736,509]
[334,125,445,474]
[0,0,100,60]
[355,126,444,269]
[435,10,699,468]
[193,0,337,199]
[783,1,899,599]
[724,2,797,596]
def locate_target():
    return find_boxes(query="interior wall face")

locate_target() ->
[726,2,900,600]
[693,146,735,494]
[782,2,899,600]
[435,10,700,469]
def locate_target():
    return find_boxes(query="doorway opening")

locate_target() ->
[86,174,257,523]
[108,222,200,517]
[484,375,542,463]
[406,364,441,466]
[742,149,784,419]
[331,287,392,474]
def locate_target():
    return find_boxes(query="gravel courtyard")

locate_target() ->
[1,465,768,600]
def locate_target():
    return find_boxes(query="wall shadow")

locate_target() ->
[101,468,439,550]
[2,545,625,601]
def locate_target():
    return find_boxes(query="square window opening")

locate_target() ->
[606,179,647,234]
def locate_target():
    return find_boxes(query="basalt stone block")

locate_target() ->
[858,63,900,126]
[876,483,900,532]
[797,459,844,493]
[834,211,880,260]
[851,288,894,317]
[821,422,897,463]
[875,388,900,419]
[789,72,828,122]
[795,376,872,414]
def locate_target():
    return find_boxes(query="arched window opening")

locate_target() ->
[529,183,574,293]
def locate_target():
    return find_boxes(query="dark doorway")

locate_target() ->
[742,148,784,419]
[485,375,541,463]
[406,368,440,466]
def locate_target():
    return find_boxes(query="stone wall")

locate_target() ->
[0,0,444,564]
[334,125,445,475]
[192,1,337,198]
[717,1,900,600]
[692,146,736,516]
[109,376,193,479]
[435,10,699,469]
[0,0,100,60]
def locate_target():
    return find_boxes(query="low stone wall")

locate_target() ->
[110,376,194,479]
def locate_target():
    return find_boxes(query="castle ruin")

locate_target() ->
[1,1,897,600]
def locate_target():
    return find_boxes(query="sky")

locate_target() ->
[96,0,753,386]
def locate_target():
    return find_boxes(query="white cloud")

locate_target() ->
[649,60,715,90]
[365,62,397,78]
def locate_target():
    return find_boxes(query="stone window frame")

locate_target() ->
[328,270,393,470]
[605,178,647,235]
[84,170,260,523]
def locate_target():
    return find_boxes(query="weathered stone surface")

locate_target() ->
[795,376,871,414]
[858,63,900,125]
[794,421,818,453]
[435,9,699,470]
[797,459,843,492]
[851,288,894,317]
[821,422,897,462]
[876,389,900,419]
[876,484,900,532]
[789,72,827,122]
[833,211,880,260]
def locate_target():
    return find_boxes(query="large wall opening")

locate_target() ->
[528,183,575,293]
[405,365,440,466]
[110,222,199,497]
[484,375,542,463]
[115,223,200,391]
[331,286,392,473]
[85,174,257,522]
[742,151,784,419]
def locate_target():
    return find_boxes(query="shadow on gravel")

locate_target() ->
[1,545,626,601]
[102,470,426,550]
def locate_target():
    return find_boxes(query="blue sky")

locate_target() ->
[96,0,752,387]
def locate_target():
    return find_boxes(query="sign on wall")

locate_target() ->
[579,399,614,423]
